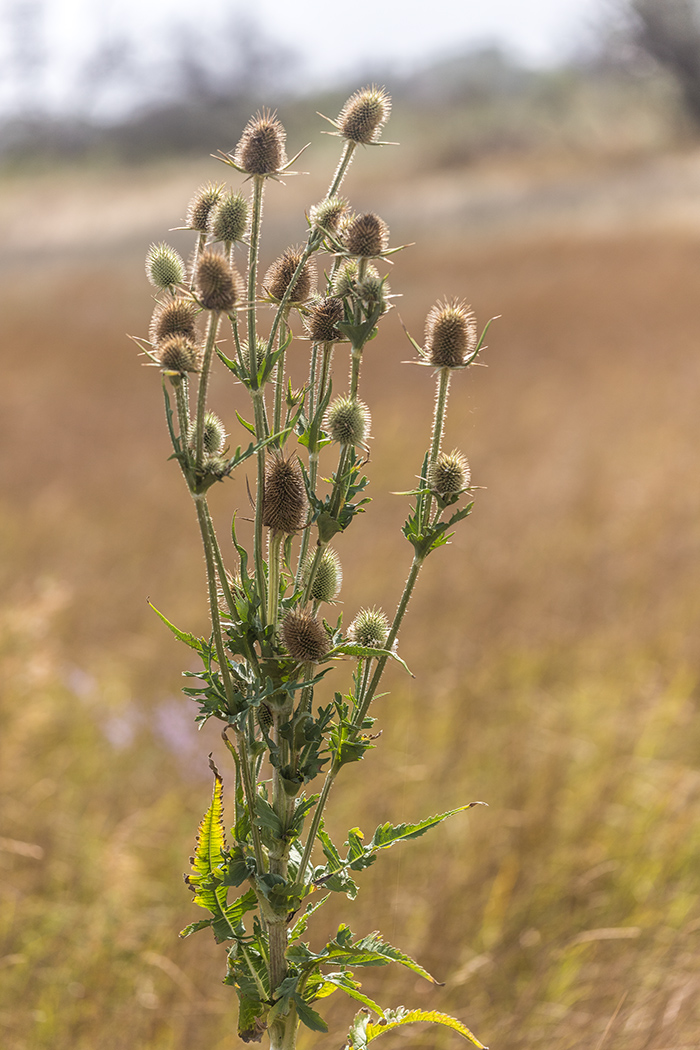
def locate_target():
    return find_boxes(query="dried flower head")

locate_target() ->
[357,272,390,313]
[156,335,202,374]
[262,454,307,534]
[234,110,287,175]
[264,247,316,303]
[427,450,470,496]
[337,85,391,144]
[281,608,330,663]
[325,396,371,447]
[342,212,390,258]
[186,183,224,233]
[150,297,198,346]
[305,296,344,343]
[349,607,390,649]
[304,548,342,604]
[146,242,185,290]
[211,190,249,244]
[195,250,242,312]
[424,300,477,369]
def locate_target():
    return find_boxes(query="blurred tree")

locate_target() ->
[628,0,700,126]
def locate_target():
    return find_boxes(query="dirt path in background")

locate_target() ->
[2,147,700,267]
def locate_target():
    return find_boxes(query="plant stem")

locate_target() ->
[267,530,283,628]
[195,311,221,474]
[353,552,425,729]
[298,760,339,880]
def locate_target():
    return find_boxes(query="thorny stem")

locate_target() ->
[172,375,191,446]
[299,759,340,879]
[424,365,451,522]
[267,530,283,629]
[273,314,290,440]
[353,552,425,730]
[248,175,270,617]
[195,311,222,474]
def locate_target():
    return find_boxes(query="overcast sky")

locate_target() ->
[0,0,606,117]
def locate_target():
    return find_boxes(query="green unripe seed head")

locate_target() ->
[349,607,390,649]
[337,85,391,144]
[193,411,226,454]
[332,260,360,298]
[146,242,185,290]
[211,190,249,243]
[305,548,342,603]
[427,450,471,495]
[186,183,224,233]
[309,195,349,234]
[262,454,307,534]
[325,396,370,446]
[234,110,287,175]
[424,299,477,368]
[281,608,330,663]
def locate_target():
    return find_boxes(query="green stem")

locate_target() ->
[354,553,425,729]
[424,365,451,523]
[195,311,221,475]
[273,315,290,440]
[202,502,237,622]
[189,230,207,291]
[172,375,191,446]
[327,140,357,198]
[298,761,339,880]
[267,530,283,629]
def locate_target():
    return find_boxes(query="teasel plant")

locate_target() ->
[135,86,494,1050]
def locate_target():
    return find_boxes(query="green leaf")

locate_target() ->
[237,994,268,1043]
[293,993,329,1032]
[148,602,204,653]
[329,643,413,677]
[312,972,384,1015]
[365,1008,488,1049]
[345,803,487,874]
[288,894,330,942]
[254,795,284,838]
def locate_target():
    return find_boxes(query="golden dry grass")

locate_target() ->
[2,144,700,1049]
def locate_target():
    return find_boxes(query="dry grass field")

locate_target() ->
[2,124,700,1050]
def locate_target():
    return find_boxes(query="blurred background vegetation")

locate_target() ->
[2,1,700,1048]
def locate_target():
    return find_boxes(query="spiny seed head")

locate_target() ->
[427,450,471,495]
[211,190,249,243]
[234,110,287,175]
[200,454,229,480]
[332,260,360,298]
[150,297,198,346]
[240,337,268,373]
[262,454,307,534]
[357,272,389,313]
[195,250,242,312]
[305,548,342,603]
[257,704,273,732]
[195,411,226,454]
[264,247,316,303]
[325,396,371,446]
[424,300,477,369]
[156,335,202,374]
[186,183,224,233]
[349,607,390,649]
[306,296,344,343]
[146,242,185,290]
[342,212,389,257]
[337,85,391,145]
[309,195,349,235]
[281,608,330,663]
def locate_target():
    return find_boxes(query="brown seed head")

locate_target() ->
[424,300,477,368]
[234,110,287,175]
[150,297,198,346]
[195,250,242,312]
[337,85,391,144]
[262,454,307,534]
[305,296,344,343]
[186,183,224,232]
[342,212,389,257]
[264,247,316,303]
[281,608,330,663]
[156,335,202,374]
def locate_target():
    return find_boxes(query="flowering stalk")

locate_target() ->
[139,88,490,1050]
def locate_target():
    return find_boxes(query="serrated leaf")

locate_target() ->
[329,643,413,677]
[365,1009,487,1049]
[148,602,204,653]
[293,993,329,1032]
[314,972,384,1015]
